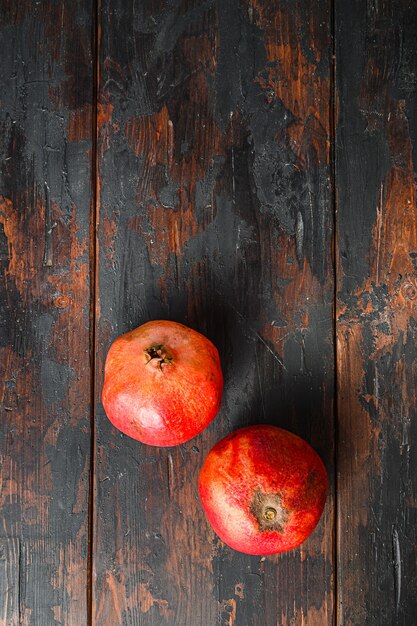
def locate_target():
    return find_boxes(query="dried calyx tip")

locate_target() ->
[250,491,288,533]
[264,507,277,521]
[144,344,173,370]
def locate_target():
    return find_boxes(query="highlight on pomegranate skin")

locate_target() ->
[102,320,224,447]
[198,424,328,555]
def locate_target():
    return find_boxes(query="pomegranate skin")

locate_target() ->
[198,425,328,555]
[102,320,223,446]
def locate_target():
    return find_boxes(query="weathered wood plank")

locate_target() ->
[336,0,417,623]
[94,0,334,624]
[0,538,20,625]
[0,2,93,624]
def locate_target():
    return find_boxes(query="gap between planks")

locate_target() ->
[330,0,339,624]
[87,0,101,624]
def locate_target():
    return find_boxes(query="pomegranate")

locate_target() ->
[198,425,328,555]
[102,320,223,446]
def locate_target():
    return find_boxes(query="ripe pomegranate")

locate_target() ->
[102,320,223,446]
[199,425,328,555]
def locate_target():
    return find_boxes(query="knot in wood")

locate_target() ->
[54,295,70,309]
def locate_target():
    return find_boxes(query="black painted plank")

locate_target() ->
[94,0,334,624]
[336,0,417,623]
[0,2,93,624]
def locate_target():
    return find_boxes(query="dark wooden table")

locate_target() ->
[1,1,417,624]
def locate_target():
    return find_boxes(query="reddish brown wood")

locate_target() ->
[0,2,93,624]
[13,0,417,623]
[336,0,417,623]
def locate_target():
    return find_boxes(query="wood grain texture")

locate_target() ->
[0,1,93,624]
[94,1,334,624]
[3,1,417,623]
[336,0,417,624]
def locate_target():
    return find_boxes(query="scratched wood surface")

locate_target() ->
[335,1,417,624]
[0,1,93,625]
[3,0,417,624]
[93,0,334,624]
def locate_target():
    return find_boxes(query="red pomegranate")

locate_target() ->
[198,425,328,555]
[102,320,223,446]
